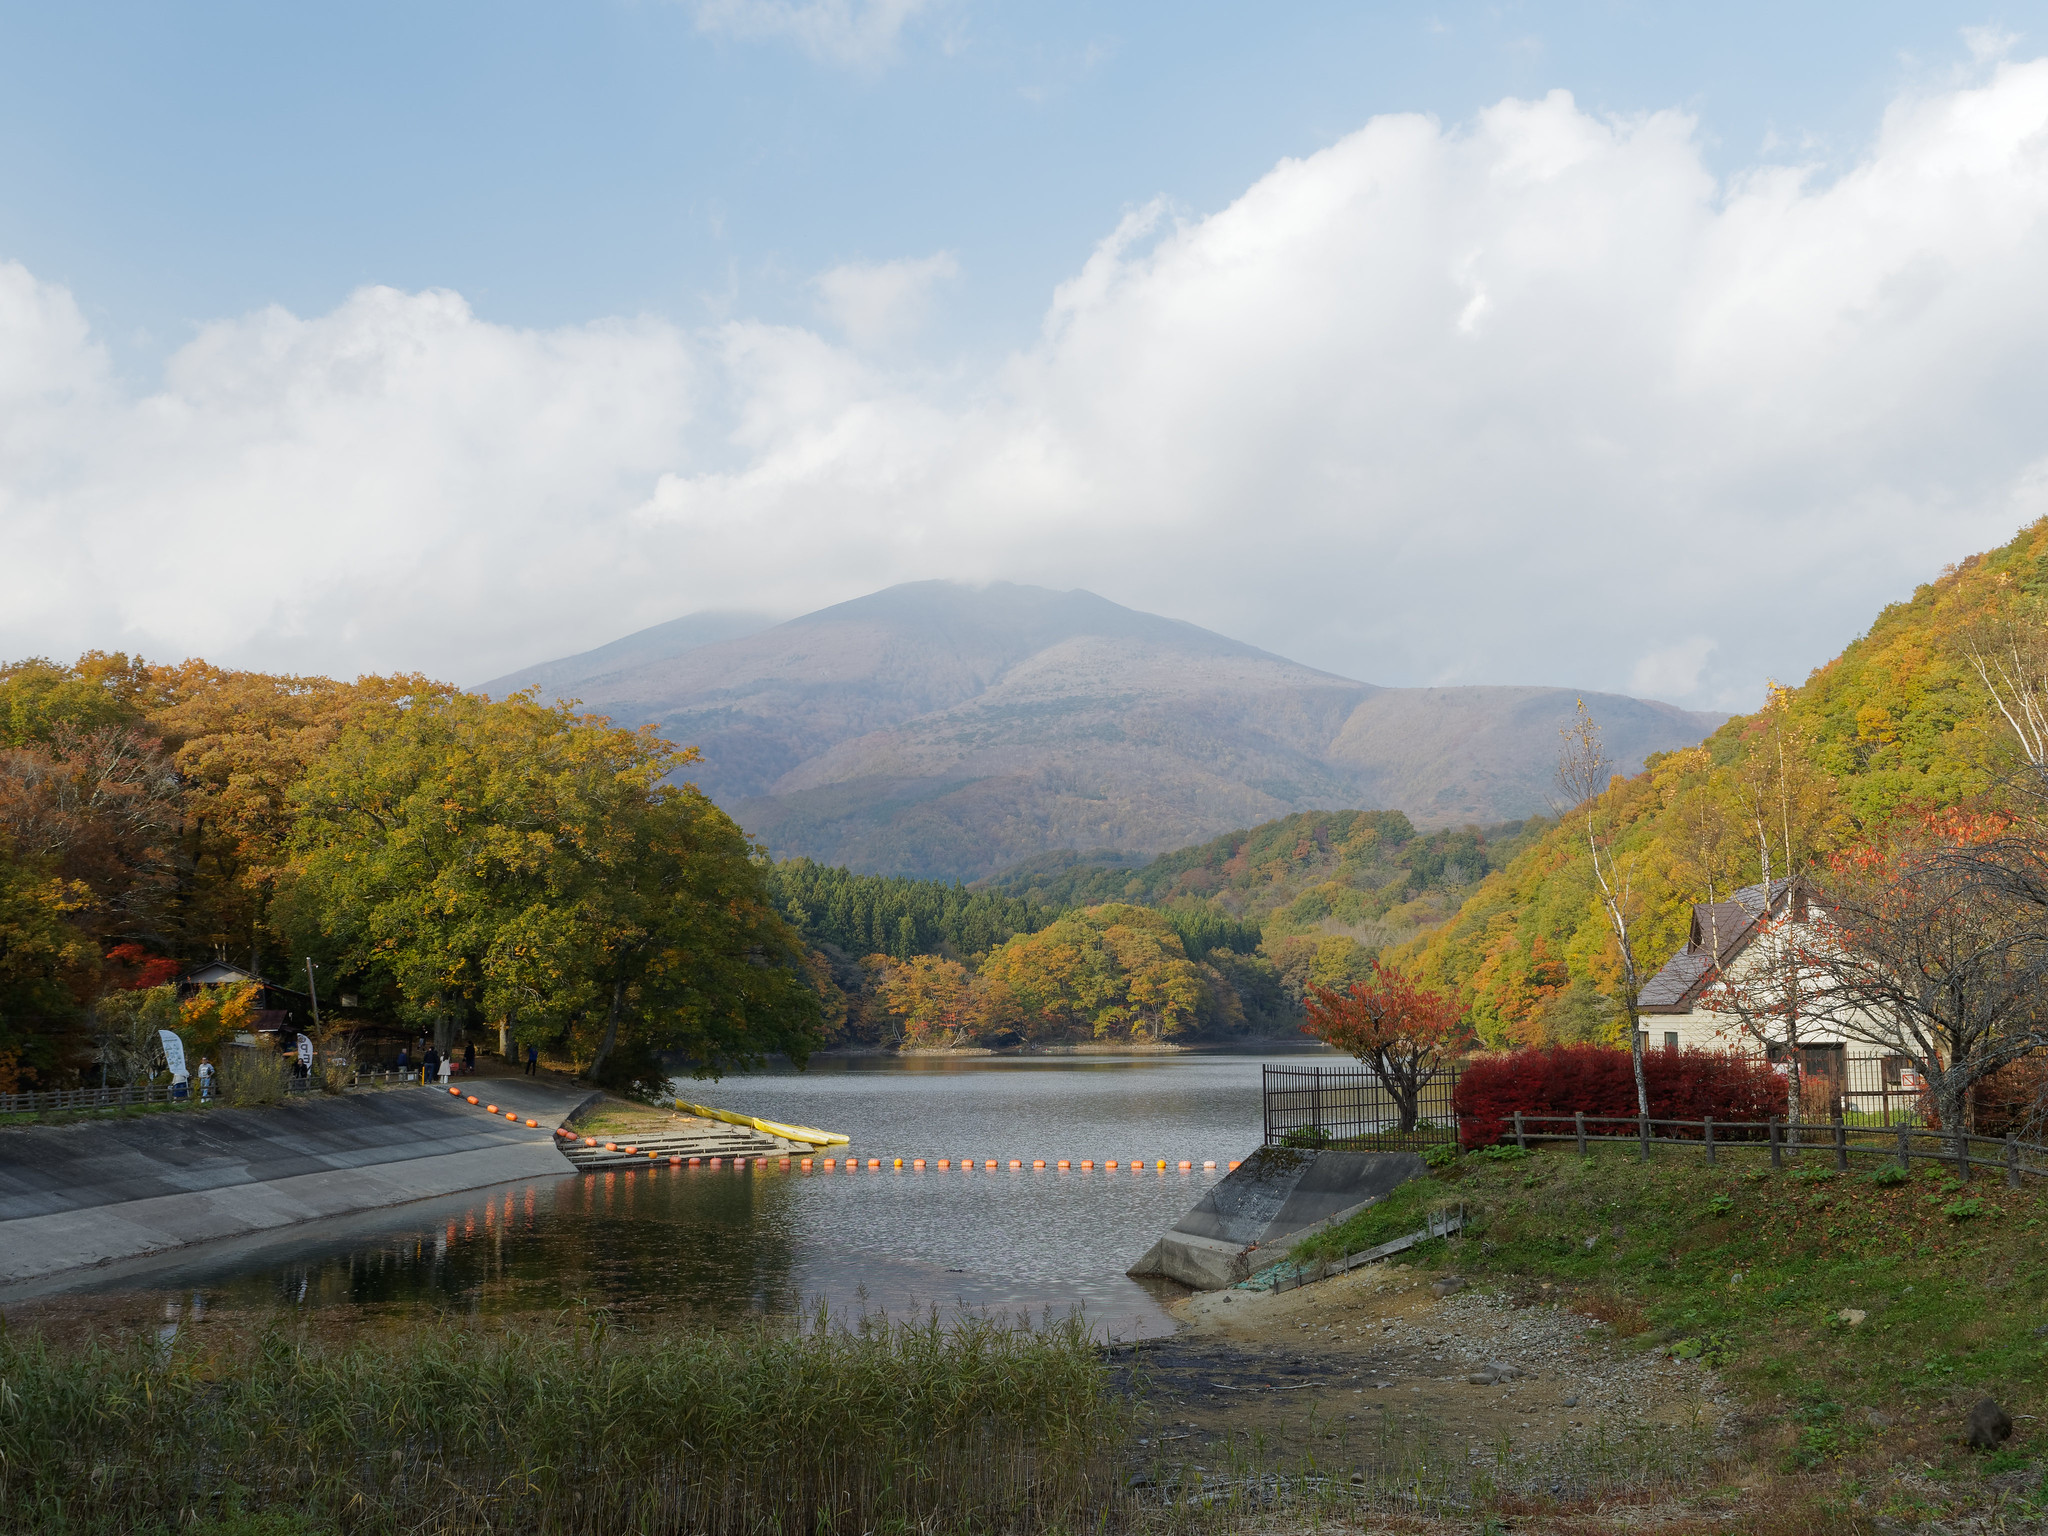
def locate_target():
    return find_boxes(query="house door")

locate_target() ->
[1768,1042,1847,1118]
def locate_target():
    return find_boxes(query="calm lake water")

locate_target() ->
[31,1053,1328,1340]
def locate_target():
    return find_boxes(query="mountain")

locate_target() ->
[479,581,1724,880]
[1395,521,2043,1050]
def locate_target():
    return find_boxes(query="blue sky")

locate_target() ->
[5,3,2048,709]
[3,2,2021,365]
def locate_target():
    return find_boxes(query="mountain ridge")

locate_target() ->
[480,581,1725,880]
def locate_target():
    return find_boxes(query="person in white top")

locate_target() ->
[197,1058,215,1100]
[438,1055,453,1087]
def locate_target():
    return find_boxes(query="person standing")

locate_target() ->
[438,1053,453,1087]
[423,1046,440,1086]
[525,1042,538,1077]
[197,1057,215,1101]
[462,1039,476,1074]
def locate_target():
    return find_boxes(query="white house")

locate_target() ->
[1637,878,1917,1118]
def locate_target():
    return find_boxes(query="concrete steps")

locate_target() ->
[559,1126,789,1170]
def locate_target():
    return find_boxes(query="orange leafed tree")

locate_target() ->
[1303,961,1474,1132]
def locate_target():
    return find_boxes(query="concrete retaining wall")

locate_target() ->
[1127,1146,1427,1290]
[0,1078,583,1288]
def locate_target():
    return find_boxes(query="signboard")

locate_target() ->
[296,1033,314,1069]
[158,1029,189,1084]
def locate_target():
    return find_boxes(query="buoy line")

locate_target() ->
[441,1088,1244,1174]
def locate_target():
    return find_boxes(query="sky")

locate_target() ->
[6,2,2048,710]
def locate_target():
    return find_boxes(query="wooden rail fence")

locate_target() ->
[1503,1110,2048,1185]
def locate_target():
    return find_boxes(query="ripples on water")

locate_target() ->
[19,1053,1331,1340]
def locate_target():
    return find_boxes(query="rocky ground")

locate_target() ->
[1111,1259,1727,1475]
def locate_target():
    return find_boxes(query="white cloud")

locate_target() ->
[11,62,2048,705]
[812,252,960,349]
[690,0,940,67]
[1630,638,1716,700]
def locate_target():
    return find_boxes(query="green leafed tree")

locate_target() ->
[280,690,820,1093]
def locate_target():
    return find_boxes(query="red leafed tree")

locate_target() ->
[1304,961,1474,1132]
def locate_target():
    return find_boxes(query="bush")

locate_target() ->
[1453,1044,1784,1148]
[219,1047,288,1107]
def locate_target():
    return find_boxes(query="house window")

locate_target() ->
[1664,1032,1680,1052]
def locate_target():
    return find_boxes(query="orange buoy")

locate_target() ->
[670,1155,681,1164]
[937,1159,950,1169]
[1032,1159,1045,1168]
[583,1136,597,1146]
[868,1158,880,1169]
[623,1146,637,1155]
[822,1158,836,1169]
[467,1096,479,1105]
[648,1150,658,1159]
[448,1086,459,1095]
[893,1158,903,1169]
[1009,1159,1021,1169]
[485,1104,498,1113]
[1057,1159,1070,1169]
[1081,1160,1094,1170]
[709,1156,722,1167]
[506,1112,518,1121]
[1157,1160,1167,1170]
[912,1158,925,1169]
[800,1157,812,1169]
[1203,1160,1216,1169]
[604,1142,618,1151]
[1228,1160,1240,1170]
[1105,1160,1118,1170]
[689,1156,701,1166]
[1178,1160,1191,1170]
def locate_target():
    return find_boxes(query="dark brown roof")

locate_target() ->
[1638,878,1793,1013]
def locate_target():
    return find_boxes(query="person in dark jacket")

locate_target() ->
[462,1040,476,1073]
[525,1042,539,1076]
[423,1046,440,1084]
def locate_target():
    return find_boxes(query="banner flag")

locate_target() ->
[158,1029,189,1084]
[296,1033,314,1068]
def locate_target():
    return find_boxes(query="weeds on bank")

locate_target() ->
[0,1305,1124,1536]
[1313,1139,2048,1518]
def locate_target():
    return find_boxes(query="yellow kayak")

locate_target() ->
[675,1100,850,1147]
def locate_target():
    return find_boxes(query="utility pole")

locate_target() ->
[306,958,322,1031]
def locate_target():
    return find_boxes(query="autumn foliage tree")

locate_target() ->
[1303,961,1473,1132]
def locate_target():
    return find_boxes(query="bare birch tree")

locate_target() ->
[1557,702,1649,1116]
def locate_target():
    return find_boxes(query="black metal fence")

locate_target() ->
[1261,1064,1460,1151]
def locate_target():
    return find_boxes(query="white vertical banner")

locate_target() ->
[296,1033,314,1068]
[158,1030,189,1083]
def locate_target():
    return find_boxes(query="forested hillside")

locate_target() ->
[0,656,817,1091]
[989,810,1544,943]
[768,809,1545,1048]
[1396,521,2042,1047]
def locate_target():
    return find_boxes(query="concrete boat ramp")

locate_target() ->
[1128,1146,1426,1290]
[0,1079,599,1289]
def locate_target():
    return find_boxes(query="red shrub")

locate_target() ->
[1454,1045,1784,1148]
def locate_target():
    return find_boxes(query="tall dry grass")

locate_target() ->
[0,1307,1126,1535]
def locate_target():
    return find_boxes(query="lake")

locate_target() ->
[22,1052,1325,1340]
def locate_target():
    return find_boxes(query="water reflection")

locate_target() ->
[13,1054,1305,1340]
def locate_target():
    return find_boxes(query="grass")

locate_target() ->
[1280,1137,2048,1521]
[0,1306,1125,1535]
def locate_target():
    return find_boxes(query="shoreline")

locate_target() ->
[812,1037,1339,1059]
[0,1075,587,1292]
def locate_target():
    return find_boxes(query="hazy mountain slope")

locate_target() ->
[1324,687,1726,825]
[481,581,1724,880]
[481,610,776,703]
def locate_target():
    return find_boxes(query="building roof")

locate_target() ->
[1638,878,1795,1013]
[180,961,311,1005]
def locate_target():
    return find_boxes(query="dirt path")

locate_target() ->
[1113,1263,1732,1477]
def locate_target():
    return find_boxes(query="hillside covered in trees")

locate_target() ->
[0,657,817,1092]
[1396,520,2048,1048]
[765,810,1544,1049]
